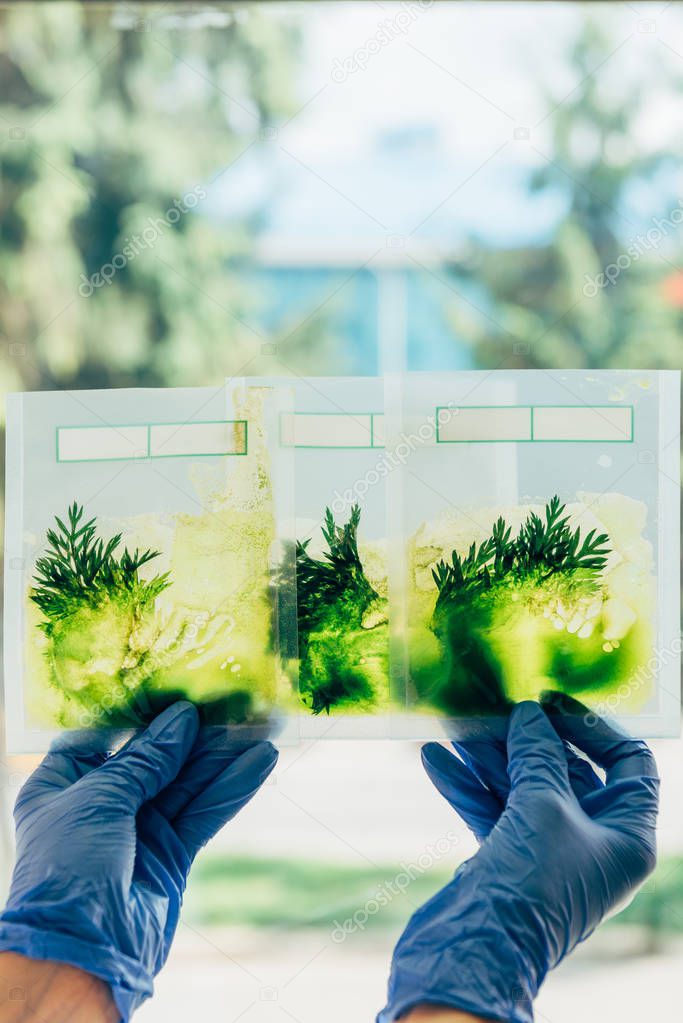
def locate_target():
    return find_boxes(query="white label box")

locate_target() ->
[150,421,246,457]
[57,421,248,461]
[533,406,633,442]
[281,413,375,448]
[57,425,149,462]
[437,405,633,442]
[438,406,532,442]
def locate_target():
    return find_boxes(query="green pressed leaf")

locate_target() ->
[31,501,171,631]
[433,496,610,613]
[295,505,384,715]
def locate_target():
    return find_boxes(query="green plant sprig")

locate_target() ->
[294,505,381,715]
[295,505,378,635]
[433,495,610,612]
[31,502,170,629]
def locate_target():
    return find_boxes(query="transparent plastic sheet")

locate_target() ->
[386,369,681,739]
[5,372,679,749]
[252,376,392,737]
[4,383,298,753]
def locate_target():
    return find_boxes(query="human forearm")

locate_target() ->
[0,705,278,1023]
[0,953,118,1023]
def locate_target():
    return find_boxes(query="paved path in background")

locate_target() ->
[137,926,683,1023]
[219,737,683,865]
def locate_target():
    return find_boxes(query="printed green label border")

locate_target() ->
[435,404,635,444]
[279,411,384,449]
[56,419,248,463]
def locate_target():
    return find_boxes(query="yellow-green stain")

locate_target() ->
[26,388,294,730]
[407,493,656,717]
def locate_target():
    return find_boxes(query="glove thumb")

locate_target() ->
[174,741,278,860]
[507,701,570,799]
[88,702,199,811]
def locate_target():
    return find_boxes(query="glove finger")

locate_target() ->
[506,701,571,798]
[442,716,509,801]
[454,735,601,805]
[580,772,659,818]
[540,691,658,785]
[14,748,107,814]
[173,741,277,860]
[541,692,658,848]
[451,739,510,803]
[563,741,603,802]
[136,805,191,895]
[87,702,199,811]
[579,774,659,864]
[153,727,261,821]
[422,742,503,842]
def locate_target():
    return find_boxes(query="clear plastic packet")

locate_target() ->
[252,376,392,737]
[3,383,298,753]
[386,369,681,738]
[7,371,678,748]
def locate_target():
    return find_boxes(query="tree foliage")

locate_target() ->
[447,17,683,371]
[0,2,302,396]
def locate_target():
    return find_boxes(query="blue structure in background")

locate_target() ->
[237,265,382,374]
[209,124,564,372]
[235,263,471,374]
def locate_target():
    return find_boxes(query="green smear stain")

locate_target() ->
[408,493,656,717]
[27,476,656,729]
[299,612,390,716]
[26,388,297,731]
[293,506,390,716]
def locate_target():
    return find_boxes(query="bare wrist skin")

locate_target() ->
[0,953,118,1023]
[403,1008,488,1022]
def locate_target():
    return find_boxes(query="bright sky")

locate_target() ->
[206,2,683,248]
[294,1,683,162]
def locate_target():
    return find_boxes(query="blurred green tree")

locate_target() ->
[448,17,683,370]
[0,2,303,398]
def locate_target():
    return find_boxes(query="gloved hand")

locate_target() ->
[378,695,659,1023]
[422,693,612,839]
[0,702,278,1022]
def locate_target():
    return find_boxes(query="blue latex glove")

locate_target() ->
[428,695,606,841]
[0,702,277,1021]
[378,696,659,1023]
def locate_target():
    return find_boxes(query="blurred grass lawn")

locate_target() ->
[185,854,450,929]
[186,854,683,939]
